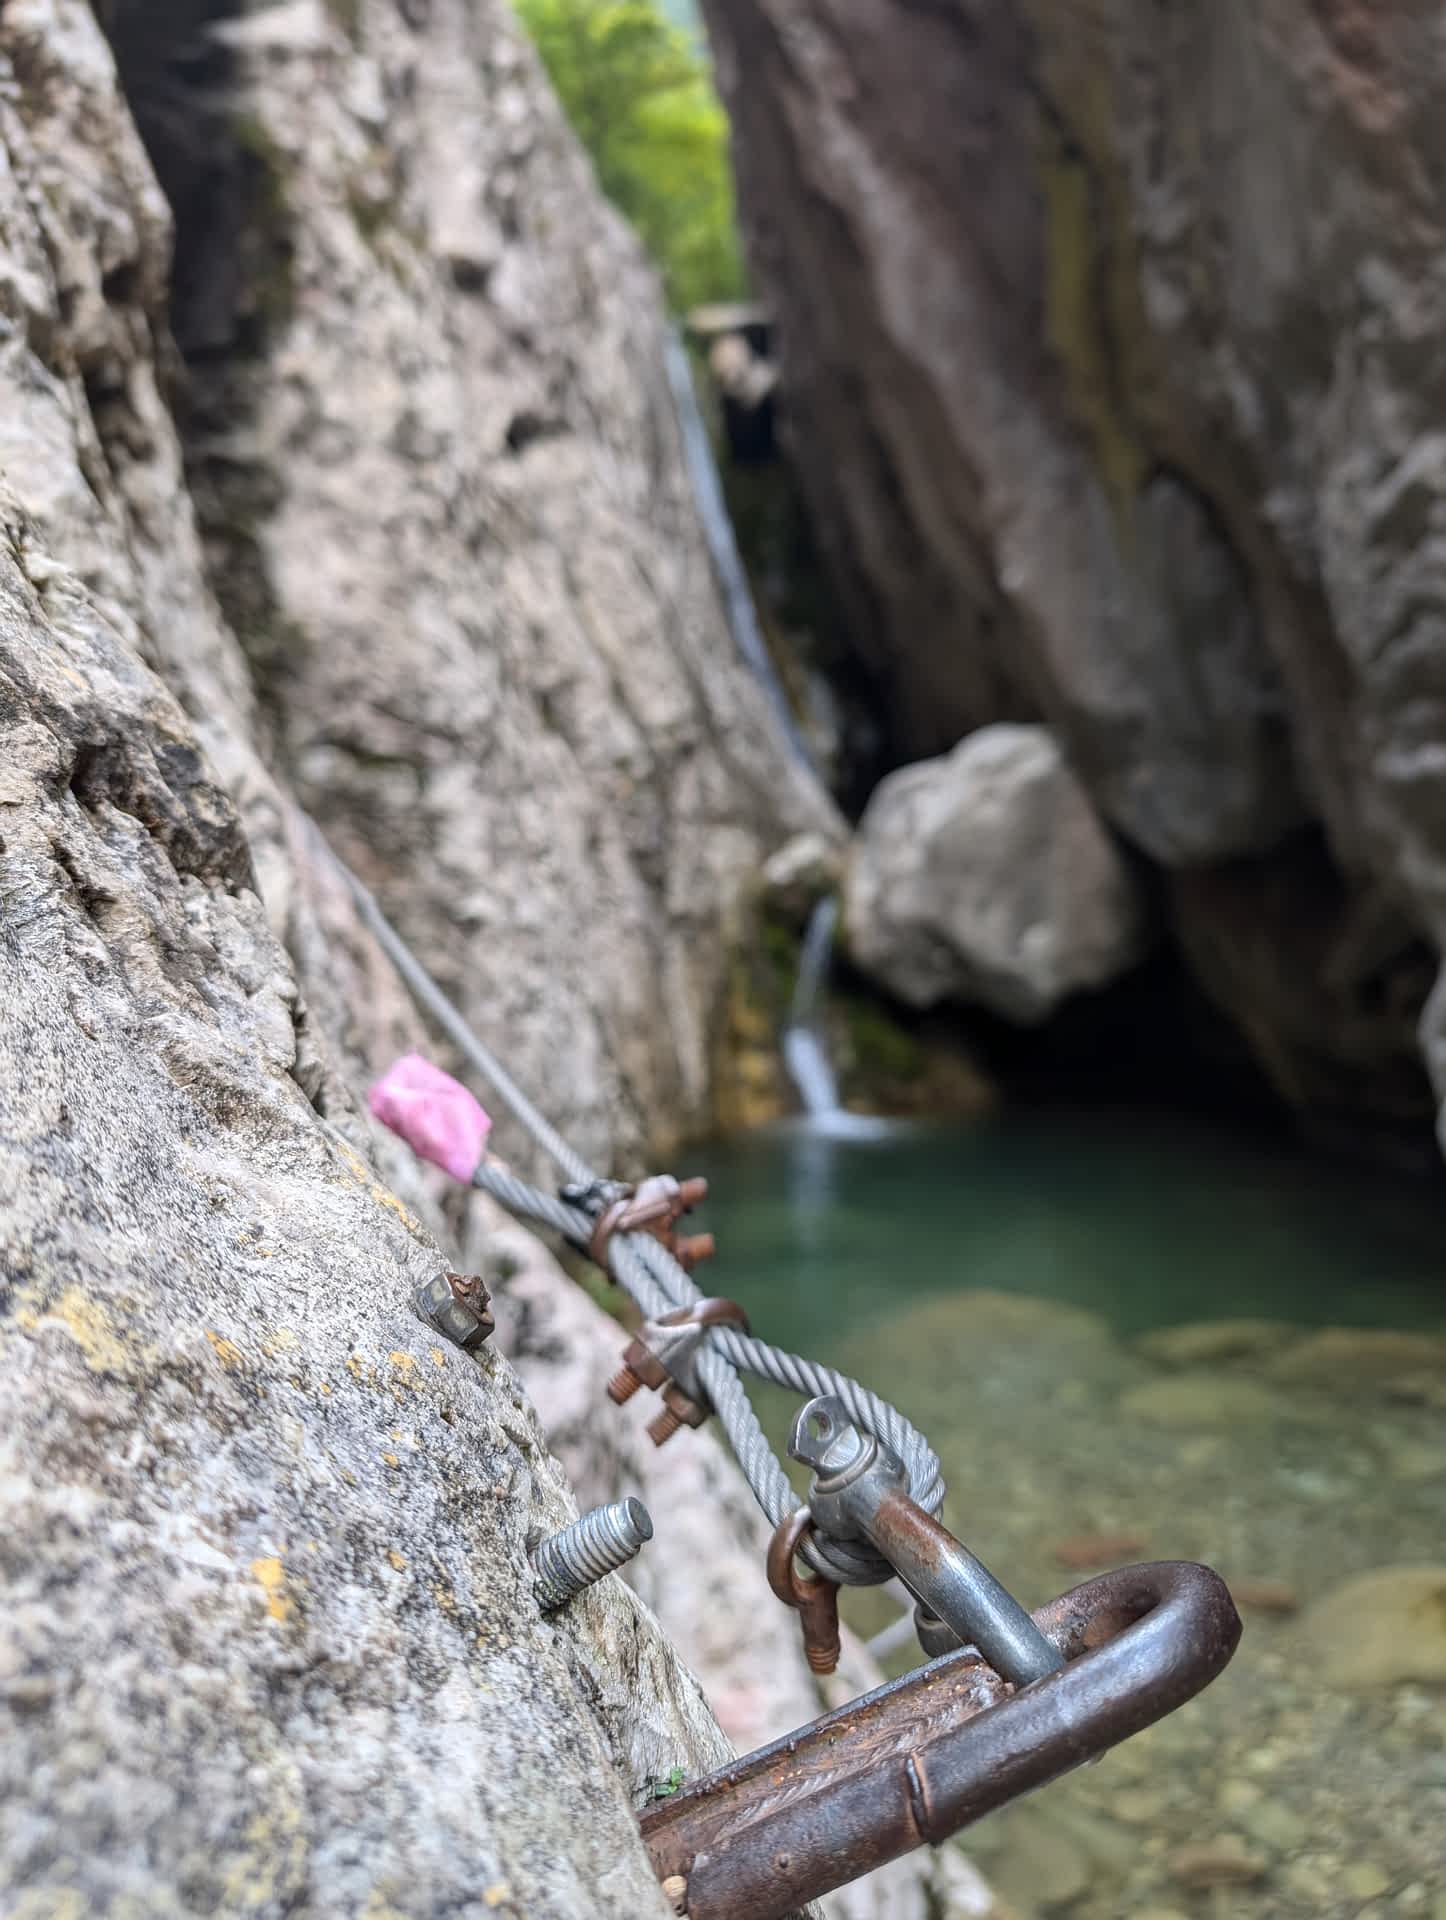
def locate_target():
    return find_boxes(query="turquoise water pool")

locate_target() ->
[694,1103,1446,1350]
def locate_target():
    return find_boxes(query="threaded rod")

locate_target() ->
[530,1499,654,1613]
[608,1364,643,1405]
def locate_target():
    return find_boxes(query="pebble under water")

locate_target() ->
[695,1105,1446,1920]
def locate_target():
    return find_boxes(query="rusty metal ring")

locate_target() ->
[766,1506,821,1608]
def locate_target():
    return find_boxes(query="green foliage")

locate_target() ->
[841,994,927,1084]
[515,0,744,311]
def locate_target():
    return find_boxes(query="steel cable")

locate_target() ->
[339,853,945,1586]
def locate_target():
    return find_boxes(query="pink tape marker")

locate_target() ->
[369,1052,491,1182]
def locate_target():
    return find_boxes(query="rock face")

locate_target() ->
[699,0,1446,1155]
[845,725,1149,1022]
[0,2,840,1913]
[105,0,836,1178]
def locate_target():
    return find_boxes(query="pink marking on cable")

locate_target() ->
[369,1052,491,1183]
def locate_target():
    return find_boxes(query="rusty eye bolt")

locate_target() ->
[643,1396,1242,1920]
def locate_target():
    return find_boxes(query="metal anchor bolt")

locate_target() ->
[415,1270,495,1352]
[530,1498,654,1613]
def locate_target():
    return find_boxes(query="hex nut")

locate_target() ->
[415,1271,494,1352]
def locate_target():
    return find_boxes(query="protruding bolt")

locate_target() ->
[530,1498,654,1614]
[661,1873,689,1914]
[646,1405,685,1448]
[414,1270,494,1352]
[608,1363,644,1405]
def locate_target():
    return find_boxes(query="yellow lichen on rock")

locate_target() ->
[218,1797,306,1912]
[205,1329,248,1370]
[17,1286,137,1377]
[250,1557,294,1625]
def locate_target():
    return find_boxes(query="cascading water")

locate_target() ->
[662,329,815,773]
[783,898,843,1119]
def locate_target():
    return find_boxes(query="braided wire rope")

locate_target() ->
[338,852,945,1587]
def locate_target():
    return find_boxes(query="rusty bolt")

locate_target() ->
[645,1383,708,1449]
[446,1270,487,1310]
[673,1232,717,1273]
[608,1363,644,1405]
[414,1270,494,1353]
[647,1405,685,1447]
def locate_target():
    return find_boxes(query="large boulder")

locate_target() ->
[699,0,1446,1156]
[845,725,1150,1021]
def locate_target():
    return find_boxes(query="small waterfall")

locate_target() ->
[783,898,843,1118]
[662,328,815,773]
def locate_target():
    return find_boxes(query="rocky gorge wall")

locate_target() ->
[0,7,721,1905]
[0,2,998,1915]
[105,0,836,1180]
[698,0,1446,1162]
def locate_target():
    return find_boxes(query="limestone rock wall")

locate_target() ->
[105,0,837,1180]
[699,0,1446,1157]
[0,2,837,1910]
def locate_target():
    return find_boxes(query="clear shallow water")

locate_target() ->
[694,1103,1446,1349]
[693,1104,1446,1919]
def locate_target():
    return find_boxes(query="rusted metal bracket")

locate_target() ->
[583,1173,717,1274]
[642,1559,1241,1919]
[608,1297,750,1446]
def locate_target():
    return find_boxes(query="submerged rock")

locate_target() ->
[1117,1373,1282,1429]
[1300,1567,1446,1689]
[1137,1320,1296,1369]
[844,725,1150,1022]
[1265,1328,1446,1392]
[1167,1839,1269,1890]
